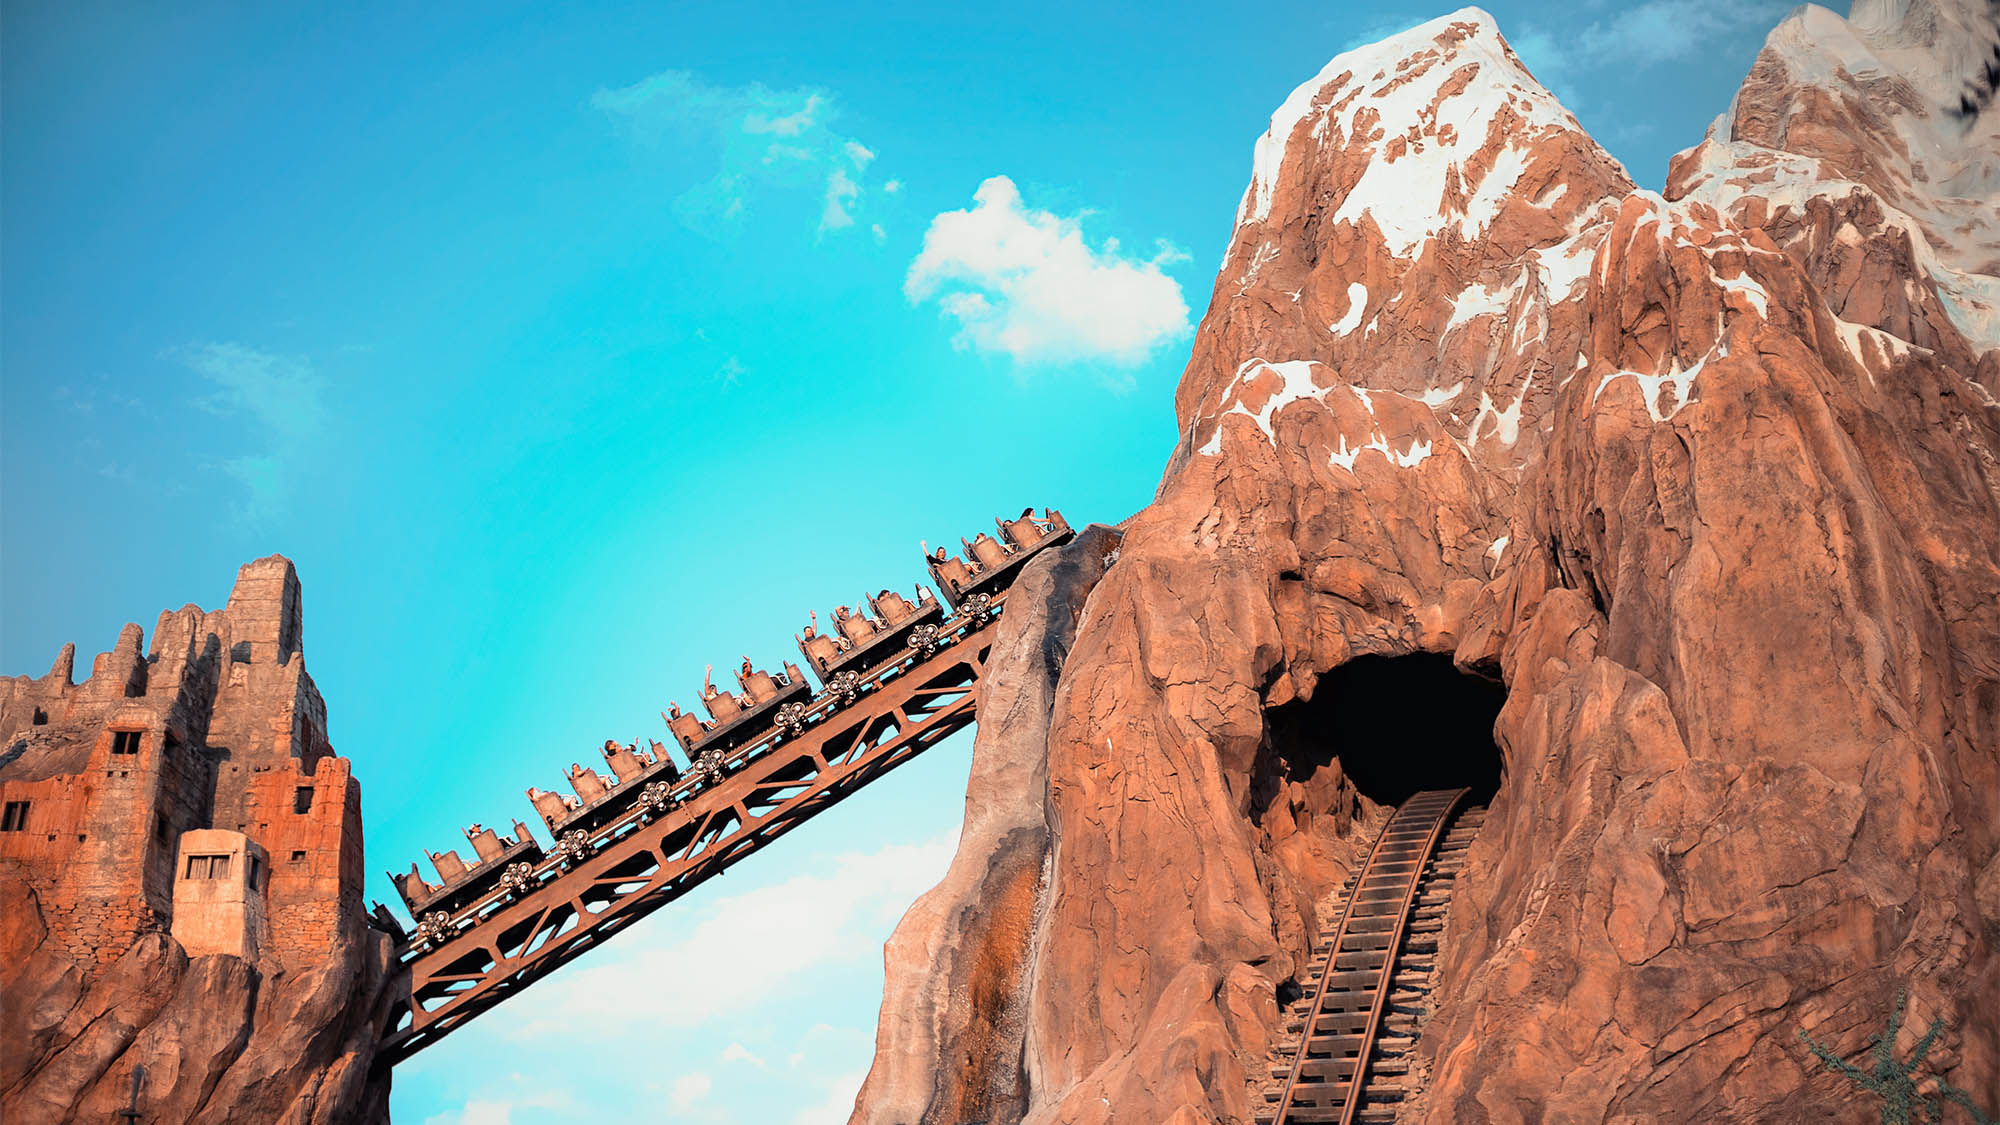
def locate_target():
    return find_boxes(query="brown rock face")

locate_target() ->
[857,5,2000,1123]
[858,527,1123,1123]
[0,559,393,1124]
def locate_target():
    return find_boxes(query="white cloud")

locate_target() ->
[904,176,1191,367]
[743,94,823,138]
[1573,0,1789,61]
[1339,14,1432,54]
[1335,3,1788,117]
[792,1069,870,1125]
[821,168,860,232]
[670,1073,714,1110]
[722,1043,767,1067]
[421,1085,573,1125]
[762,144,816,165]
[505,832,957,1040]
[592,71,893,240]
[172,342,328,518]
[180,342,325,440]
[1511,0,1791,101]
[423,1103,514,1125]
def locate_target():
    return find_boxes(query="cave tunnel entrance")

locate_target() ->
[1268,653,1506,807]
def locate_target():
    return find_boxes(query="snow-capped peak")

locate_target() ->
[1670,0,2000,350]
[1237,5,1588,254]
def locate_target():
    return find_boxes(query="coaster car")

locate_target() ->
[526,783,586,833]
[391,818,544,918]
[526,736,687,836]
[925,508,1073,607]
[666,660,810,757]
[797,585,945,683]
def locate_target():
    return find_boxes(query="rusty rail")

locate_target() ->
[1263,788,1470,1124]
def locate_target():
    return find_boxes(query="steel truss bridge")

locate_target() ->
[376,510,1070,1063]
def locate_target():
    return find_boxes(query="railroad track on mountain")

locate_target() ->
[1259,788,1484,1124]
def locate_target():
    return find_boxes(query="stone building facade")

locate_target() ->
[171,828,270,961]
[0,556,363,975]
[0,557,392,1123]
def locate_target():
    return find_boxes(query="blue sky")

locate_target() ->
[2,1,1791,1119]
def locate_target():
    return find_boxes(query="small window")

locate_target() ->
[154,814,170,845]
[183,853,232,880]
[290,849,307,863]
[111,730,143,755]
[248,855,263,889]
[294,786,313,814]
[1,801,29,832]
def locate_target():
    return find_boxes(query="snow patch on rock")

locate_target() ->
[1714,268,1771,319]
[1198,358,1455,471]
[1420,381,1468,407]
[1198,359,1328,454]
[1594,345,1723,423]
[1330,430,1434,470]
[1239,6,1585,260]
[1469,387,1527,445]
[1532,233,1599,298]
[1458,144,1534,244]
[1331,282,1369,335]
[1446,277,1518,333]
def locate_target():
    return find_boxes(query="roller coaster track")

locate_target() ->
[376,513,1069,1064]
[1259,788,1484,1124]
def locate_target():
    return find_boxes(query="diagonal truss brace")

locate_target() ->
[377,611,1000,1064]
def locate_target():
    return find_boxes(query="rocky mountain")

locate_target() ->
[0,560,393,1124]
[854,3,2000,1122]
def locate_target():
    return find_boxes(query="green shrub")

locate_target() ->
[1797,989,1996,1125]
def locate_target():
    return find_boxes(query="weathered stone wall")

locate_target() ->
[0,556,391,1123]
[247,755,366,971]
[172,829,271,961]
[1,678,217,969]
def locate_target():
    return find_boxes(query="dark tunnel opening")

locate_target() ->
[1266,653,1506,807]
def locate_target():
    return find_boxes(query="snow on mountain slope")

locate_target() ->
[856,6,2000,1121]
[1182,8,1632,476]
[1669,0,2000,352]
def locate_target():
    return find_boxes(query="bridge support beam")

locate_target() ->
[378,615,998,1064]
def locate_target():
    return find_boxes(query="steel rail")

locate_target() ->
[1268,788,1468,1125]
